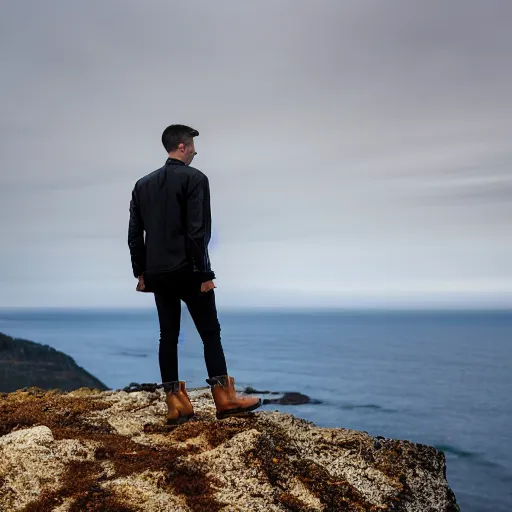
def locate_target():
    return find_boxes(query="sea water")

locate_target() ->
[0,308,510,511]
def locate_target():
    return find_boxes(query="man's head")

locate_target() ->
[162,124,199,165]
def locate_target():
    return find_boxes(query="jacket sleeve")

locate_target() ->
[186,173,216,282]
[128,185,146,278]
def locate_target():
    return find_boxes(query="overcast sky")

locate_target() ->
[1,0,511,309]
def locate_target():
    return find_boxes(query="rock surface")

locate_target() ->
[0,332,108,392]
[0,386,460,511]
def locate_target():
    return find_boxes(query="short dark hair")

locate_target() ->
[161,124,199,153]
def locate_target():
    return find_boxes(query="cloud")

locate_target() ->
[0,0,511,307]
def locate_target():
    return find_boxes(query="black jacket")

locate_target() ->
[128,157,215,282]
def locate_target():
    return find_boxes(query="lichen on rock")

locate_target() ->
[0,387,459,511]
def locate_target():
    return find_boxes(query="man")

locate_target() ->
[128,124,261,425]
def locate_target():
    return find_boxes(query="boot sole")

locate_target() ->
[166,412,195,426]
[216,399,262,420]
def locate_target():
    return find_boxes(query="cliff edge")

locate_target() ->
[0,386,459,511]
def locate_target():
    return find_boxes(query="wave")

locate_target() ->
[117,351,149,358]
[435,444,503,469]
[435,444,478,459]
[340,403,397,413]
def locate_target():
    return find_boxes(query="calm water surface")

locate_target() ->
[0,308,510,511]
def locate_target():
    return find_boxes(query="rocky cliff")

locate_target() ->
[0,332,108,392]
[0,386,459,511]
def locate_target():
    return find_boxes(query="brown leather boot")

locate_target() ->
[206,375,262,419]
[163,381,195,425]
[179,381,194,416]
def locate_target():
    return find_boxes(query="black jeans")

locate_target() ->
[145,267,228,383]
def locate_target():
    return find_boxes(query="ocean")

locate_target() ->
[0,307,510,511]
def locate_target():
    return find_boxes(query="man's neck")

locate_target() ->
[167,153,186,163]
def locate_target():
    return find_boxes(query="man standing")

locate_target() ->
[128,124,261,425]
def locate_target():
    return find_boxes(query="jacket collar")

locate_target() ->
[165,157,186,166]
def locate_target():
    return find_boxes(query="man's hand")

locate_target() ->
[136,273,145,292]
[201,280,216,293]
